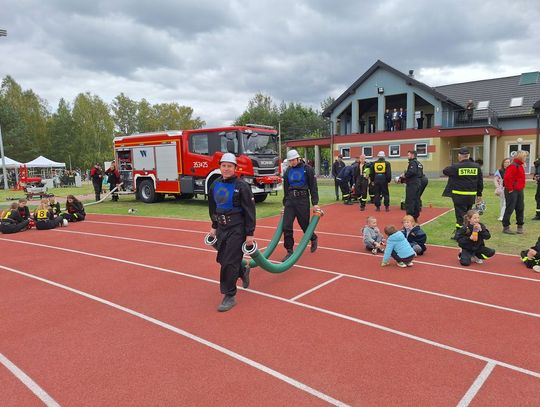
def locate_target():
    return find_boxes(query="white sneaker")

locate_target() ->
[397,262,407,268]
[406,262,414,267]
[533,265,540,273]
[471,256,483,264]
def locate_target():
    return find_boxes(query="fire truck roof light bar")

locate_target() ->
[245,123,275,129]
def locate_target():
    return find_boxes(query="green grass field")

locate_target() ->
[1,178,538,255]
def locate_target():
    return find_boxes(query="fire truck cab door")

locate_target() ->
[155,144,178,181]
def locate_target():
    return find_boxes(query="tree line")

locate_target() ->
[0,76,333,170]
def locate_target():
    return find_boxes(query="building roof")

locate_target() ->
[322,60,462,117]
[435,74,540,118]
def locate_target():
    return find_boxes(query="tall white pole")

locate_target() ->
[0,125,9,190]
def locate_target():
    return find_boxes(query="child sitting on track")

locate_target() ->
[456,210,495,266]
[401,215,427,255]
[34,199,67,230]
[62,195,86,222]
[381,225,416,267]
[363,216,385,254]
[1,202,31,234]
[48,195,61,216]
[520,236,540,273]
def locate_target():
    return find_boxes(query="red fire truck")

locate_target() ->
[113,125,282,203]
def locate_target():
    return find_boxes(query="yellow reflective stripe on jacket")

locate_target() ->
[2,210,11,219]
[451,190,477,195]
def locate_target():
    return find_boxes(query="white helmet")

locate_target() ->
[220,153,237,165]
[286,149,300,160]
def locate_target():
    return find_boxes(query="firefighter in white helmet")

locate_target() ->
[281,149,320,261]
[208,153,256,312]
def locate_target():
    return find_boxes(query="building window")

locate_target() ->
[341,147,350,159]
[389,145,400,157]
[477,100,490,110]
[415,143,428,156]
[363,146,373,158]
[510,97,523,107]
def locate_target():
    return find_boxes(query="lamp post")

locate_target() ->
[0,29,7,190]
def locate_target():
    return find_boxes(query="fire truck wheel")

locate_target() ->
[254,193,268,203]
[138,179,156,203]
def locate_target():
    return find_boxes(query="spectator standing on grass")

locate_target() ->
[208,153,255,312]
[493,158,511,221]
[502,150,528,234]
[456,210,495,266]
[332,154,345,200]
[533,157,540,220]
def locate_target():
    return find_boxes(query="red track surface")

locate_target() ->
[1,203,539,406]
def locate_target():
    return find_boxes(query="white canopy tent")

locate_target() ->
[25,155,66,168]
[1,156,23,169]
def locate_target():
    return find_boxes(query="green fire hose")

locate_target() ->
[241,209,323,274]
[204,216,284,270]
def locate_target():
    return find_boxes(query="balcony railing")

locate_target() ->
[442,107,499,129]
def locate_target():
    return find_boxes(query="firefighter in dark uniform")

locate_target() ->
[208,153,255,312]
[0,202,30,234]
[282,149,320,261]
[90,163,103,202]
[337,163,355,205]
[332,155,345,200]
[401,150,424,221]
[353,155,370,211]
[371,151,392,212]
[533,157,540,220]
[442,147,483,238]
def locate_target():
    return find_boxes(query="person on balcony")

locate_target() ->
[384,109,392,131]
[399,108,407,130]
[465,100,474,123]
[392,108,400,131]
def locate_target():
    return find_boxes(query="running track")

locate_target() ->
[1,203,539,406]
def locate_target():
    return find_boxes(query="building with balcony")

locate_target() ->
[285,60,540,177]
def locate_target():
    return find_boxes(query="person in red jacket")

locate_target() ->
[502,150,528,234]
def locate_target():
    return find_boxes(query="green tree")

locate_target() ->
[152,102,205,130]
[0,76,50,161]
[47,98,75,166]
[72,92,115,169]
[137,98,155,133]
[233,93,279,128]
[111,93,139,136]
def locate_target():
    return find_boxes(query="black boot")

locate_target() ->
[310,237,318,253]
[240,266,250,289]
[282,250,293,262]
[217,295,236,312]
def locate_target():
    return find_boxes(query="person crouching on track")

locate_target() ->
[381,225,416,267]
[401,215,427,255]
[520,236,540,273]
[456,210,495,266]
[62,195,86,222]
[208,153,255,312]
[363,216,385,254]
[34,199,66,230]
[281,149,320,261]
[1,202,30,234]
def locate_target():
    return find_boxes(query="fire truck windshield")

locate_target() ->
[242,132,278,155]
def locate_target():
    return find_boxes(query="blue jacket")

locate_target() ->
[383,231,416,263]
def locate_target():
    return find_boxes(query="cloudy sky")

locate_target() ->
[1,0,539,126]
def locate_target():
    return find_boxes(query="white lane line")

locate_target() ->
[43,232,540,317]
[0,265,348,407]
[456,362,496,407]
[0,352,61,407]
[290,275,343,301]
[419,208,454,226]
[1,239,539,380]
